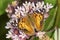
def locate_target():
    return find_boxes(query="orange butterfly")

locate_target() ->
[18,12,43,36]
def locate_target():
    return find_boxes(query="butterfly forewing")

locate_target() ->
[29,12,43,31]
[18,16,35,36]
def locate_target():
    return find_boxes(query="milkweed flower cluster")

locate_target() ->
[5,19,29,40]
[5,0,53,40]
[6,1,53,18]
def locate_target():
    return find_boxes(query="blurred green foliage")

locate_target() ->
[43,7,57,31]
[44,0,56,6]
[0,13,9,40]
[0,0,14,16]
[0,0,13,40]
[55,0,60,28]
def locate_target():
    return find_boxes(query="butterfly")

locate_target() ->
[18,12,43,36]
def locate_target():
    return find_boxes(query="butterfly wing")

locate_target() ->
[18,16,35,36]
[29,12,43,31]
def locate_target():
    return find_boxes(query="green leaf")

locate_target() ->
[0,13,10,40]
[0,0,14,16]
[46,30,55,38]
[43,7,57,31]
[44,0,56,6]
